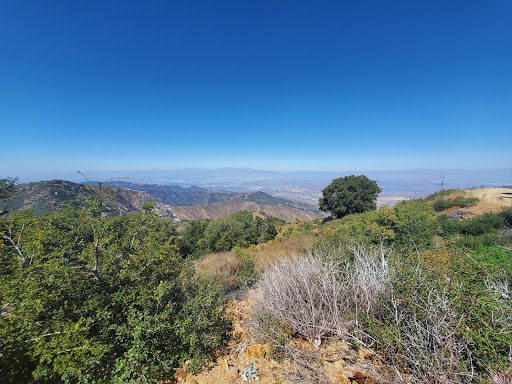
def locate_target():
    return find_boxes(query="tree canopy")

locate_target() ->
[0,193,227,383]
[179,210,283,258]
[319,175,381,219]
[0,177,18,202]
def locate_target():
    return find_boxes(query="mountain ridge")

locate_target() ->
[0,180,180,221]
[0,180,324,222]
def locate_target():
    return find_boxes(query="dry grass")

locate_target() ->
[195,250,237,275]
[195,251,241,291]
[465,188,512,208]
[249,232,317,268]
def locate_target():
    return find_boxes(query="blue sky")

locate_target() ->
[1,1,511,179]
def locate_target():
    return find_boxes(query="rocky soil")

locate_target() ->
[173,297,385,384]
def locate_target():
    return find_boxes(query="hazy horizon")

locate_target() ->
[11,166,512,189]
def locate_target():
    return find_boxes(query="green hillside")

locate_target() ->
[1,185,512,383]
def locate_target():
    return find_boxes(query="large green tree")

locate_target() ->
[319,175,381,219]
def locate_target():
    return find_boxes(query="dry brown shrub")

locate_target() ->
[195,251,240,290]
[250,244,390,344]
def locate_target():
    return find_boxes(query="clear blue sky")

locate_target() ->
[1,1,511,179]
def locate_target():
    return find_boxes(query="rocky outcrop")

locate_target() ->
[174,298,385,384]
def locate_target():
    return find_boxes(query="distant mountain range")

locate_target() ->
[0,180,324,222]
[54,167,511,206]
[102,181,238,206]
[8,168,510,212]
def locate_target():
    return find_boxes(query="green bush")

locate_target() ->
[438,214,464,235]
[460,197,480,207]
[433,199,451,212]
[462,213,505,236]
[450,195,465,206]
[499,209,512,226]
[0,208,227,383]
[393,199,435,248]
[233,247,259,287]
[439,212,505,237]
[432,196,479,212]
[453,233,498,251]
[179,211,284,257]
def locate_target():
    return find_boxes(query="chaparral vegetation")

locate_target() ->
[1,178,511,383]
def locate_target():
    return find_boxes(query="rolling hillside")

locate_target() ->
[0,180,180,221]
[95,182,324,221]
[1,180,324,222]
[171,192,324,222]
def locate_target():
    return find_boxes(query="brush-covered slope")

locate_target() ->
[104,181,237,206]
[171,191,324,222]
[0,180,179,221]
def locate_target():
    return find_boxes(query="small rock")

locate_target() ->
[175,368,188,382]
[358,348,375,362]
[294,337,314,352]
[227,368,241,384]
[348,371,379,384]
[332,359,345,372]
[334,371,351,384]
[219,358,229,371]
[234,322,249,338]
[245,343,270,359]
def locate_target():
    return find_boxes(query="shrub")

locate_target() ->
[438,214,465,235]
[0,209,227,383]
[393,199,435,248]
[250,244,390,344]
[454,233,498,250]
[433,199,451,212]
[498,228,512,248]
[499,209,512,226]
[364,274,474,383]
[362,245,512,381]
[252,253,349,343]
[450,195,465,207]
[462,213,505,236]
[179,211,284,258]
[460,197,480,207]
[439,212,506,238]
